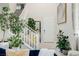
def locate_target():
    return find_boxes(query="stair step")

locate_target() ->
[14,9,23,16]
[22,41,34,50]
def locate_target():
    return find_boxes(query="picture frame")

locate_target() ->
[57,3,67,24]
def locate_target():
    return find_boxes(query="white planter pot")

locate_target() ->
[0,42,9,49]
[62,50,68,55]
[12,47,20,50]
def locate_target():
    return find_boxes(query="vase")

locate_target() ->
[62,50,68,55]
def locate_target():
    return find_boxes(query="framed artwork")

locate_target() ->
[57,3,67,24]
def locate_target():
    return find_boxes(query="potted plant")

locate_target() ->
[8,12,24,49]
[56,30,71,55]
[0,7,10,42]
[27,18,36,30]
[0,7,24,49]
[8,35,23,49]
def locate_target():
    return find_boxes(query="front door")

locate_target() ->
[41,17,57,43]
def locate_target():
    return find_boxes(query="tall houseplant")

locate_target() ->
[0,6,24,48]
[57,30,71,55]
[0,7,10,42]
[8,12,24,49]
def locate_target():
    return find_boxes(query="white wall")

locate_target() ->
[9,3,17,12]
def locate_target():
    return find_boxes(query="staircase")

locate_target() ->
[14,4,40,49]
[14,9,23,16]
[22,25,39,49]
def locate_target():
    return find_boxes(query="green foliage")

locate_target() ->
[2,7,9,12]
[8,11,24,48]
[57,30,71,50]
[0,7,37,48]
[0,7,9,31]
[8,10,24,48]
[0,7,24,34]
[8,35,23,48]
[0,7,24,48]
[9,13,24,34]
[27,18,36,30]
